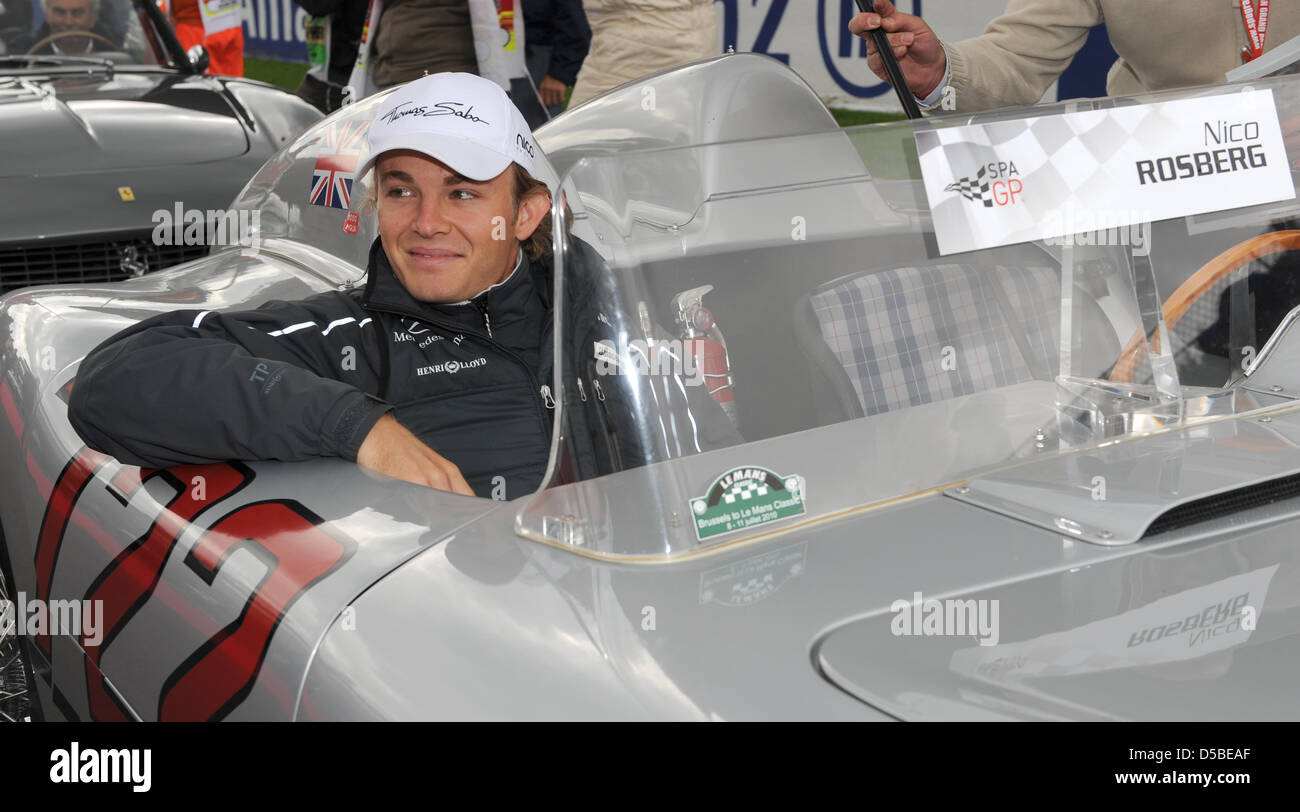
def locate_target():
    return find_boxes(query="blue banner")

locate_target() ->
[241,0,309,62]
[712,0,1116,110]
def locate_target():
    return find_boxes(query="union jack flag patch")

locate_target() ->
[310,121,366,209]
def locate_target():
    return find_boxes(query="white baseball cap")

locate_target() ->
[359,72,539,181]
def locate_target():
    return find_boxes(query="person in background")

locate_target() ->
[24,0,116,54]
[522,0,589,117]
[850,0,1300,114]
[294,0,369,113]
[568,0,717,107]
[371,0,477,89]
[171,0,244,76]
[343,0,548,128]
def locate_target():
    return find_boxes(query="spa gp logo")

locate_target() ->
[946,162,1024,208]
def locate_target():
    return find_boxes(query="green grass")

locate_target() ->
[828,108,905,128]
[244,57,309,91]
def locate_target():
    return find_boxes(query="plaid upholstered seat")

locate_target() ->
[804,264,1061,417]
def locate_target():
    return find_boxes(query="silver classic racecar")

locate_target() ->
[3,52,1300,721]
[0,0,321,295]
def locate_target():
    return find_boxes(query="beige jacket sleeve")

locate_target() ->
[569,0,718,107]
[942,0,1104,112]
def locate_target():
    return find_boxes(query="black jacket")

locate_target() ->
[72,239,554,497]
[70,239,740,498]
[294,0,370,86]
[522,0,590,86]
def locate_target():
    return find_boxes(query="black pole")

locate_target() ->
[136,0,195,73]
[854,0,924,120]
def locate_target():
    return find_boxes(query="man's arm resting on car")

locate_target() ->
[355,414,474,495]
[70,300,476,494]
[68,299,391,468]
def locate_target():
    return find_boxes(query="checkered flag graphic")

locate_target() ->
[723,481,770,504]
[945,166,993,207]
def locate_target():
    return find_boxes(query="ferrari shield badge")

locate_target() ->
[690,466,806,541]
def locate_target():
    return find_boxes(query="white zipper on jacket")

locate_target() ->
[472,300,493,337]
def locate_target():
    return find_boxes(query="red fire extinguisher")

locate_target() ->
[672,285,738,427]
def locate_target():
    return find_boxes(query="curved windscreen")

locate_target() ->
[519,74,1300,561]
[228,92,391,274]
[229,89,567,275]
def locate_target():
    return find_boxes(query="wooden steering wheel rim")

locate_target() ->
[1108,230,1300,383]
[26,29,119,55]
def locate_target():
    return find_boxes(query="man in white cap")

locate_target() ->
[70,73,561,497]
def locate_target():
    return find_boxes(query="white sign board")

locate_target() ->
[916,89,1298,256]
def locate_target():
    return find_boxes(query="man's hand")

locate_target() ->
[848,0,947,99]
[356,414,475,496]
[538,75,567,108]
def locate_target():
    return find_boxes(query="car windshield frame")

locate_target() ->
[220,67,1300,561]
[513,72,1300,562]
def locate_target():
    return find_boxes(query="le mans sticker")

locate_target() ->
[690,466,806,541]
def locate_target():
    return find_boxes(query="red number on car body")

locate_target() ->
[35,451,352,721]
